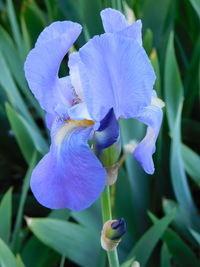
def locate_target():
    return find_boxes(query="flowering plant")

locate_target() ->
[24,8,163,211]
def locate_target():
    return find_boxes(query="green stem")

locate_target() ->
[101,186,120,267]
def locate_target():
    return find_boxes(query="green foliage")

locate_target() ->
[0,0,199,266]
[0,188,12,244]
[27,217,101,267]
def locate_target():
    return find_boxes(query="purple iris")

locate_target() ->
[24,8,163,211]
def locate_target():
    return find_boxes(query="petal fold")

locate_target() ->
[133,104,163,174]
[24,21,82,114]
[31,120,106,211]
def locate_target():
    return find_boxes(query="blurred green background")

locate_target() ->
[0,0,199,266]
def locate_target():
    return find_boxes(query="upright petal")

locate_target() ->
[133,104,163,174]
[68,52,85,101]
[31,120,106,211]
[79,33,155,121]
[101,8,142,45]
[24,21,82,114]
[100,8,128,33]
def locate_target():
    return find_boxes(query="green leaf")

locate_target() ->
[6,0,25,59]
[162,198,200,247]
[149,213,199,267]
[20,0,46,48]
[16,254,25,267]
[0,50,30,122]
[125,211,175,267]
[143,28,153,55]
[6,103,48,159]
[181,143,200,187]
[120,118,150,238]
[121,257,135,267]
[0,238,17,267]
[165,32,197,214]
[164,32,183,131]
[160,243,171,267]
[11,152,39,252]
[71,199,101,231]
[0,26,43,117]
[189,0,200,18]
[0,188,12,244]
[189,229,200,246]
[26,217,101,267]
[150,49,161,95]
[21,236,59,267]
[6,103,35,163]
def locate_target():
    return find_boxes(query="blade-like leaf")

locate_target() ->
[27,217,101,267]
[124,211,175,267]
[149,213,199,267]
[6,103,48,158]
[6,0,25,59]
[189,229,200,246]
[0,188,12,244]
[165,32,197,214]
[189,0,200,18]
[181,143,200,187]
[160,243,171,267]
[6,103,35,163]
[16,254,25,267]
[0,25,42,116]
[11,152,39,252]
[0,238,17,267]
[162,198,200,244]
[21,236,59,267]
[120,118,150,238]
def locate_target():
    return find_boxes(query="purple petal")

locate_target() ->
[101,8,142,45]
[24,21,82,114]
[45,113,55,130]
[133,104,163,174]
[94,108,119,153]
[31,120,106,211]
[78,33,155,121]
[100,8,128,33]
[68,52,85,101]
[68,102,92,121]
[119,20,142,46]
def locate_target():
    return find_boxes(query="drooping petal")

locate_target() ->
[24,21,82,114]
[30,120,106,211]
[133,104,163,174]
[79,33,155,121]
[100,8,142,45]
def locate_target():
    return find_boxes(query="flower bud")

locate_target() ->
[132,261,140,267]
[124,139,138,154]
[101,218,126,251]
[98,138,121,167]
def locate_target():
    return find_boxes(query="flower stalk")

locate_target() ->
[101,186,120,267]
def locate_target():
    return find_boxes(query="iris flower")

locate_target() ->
[24,8,163,211]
